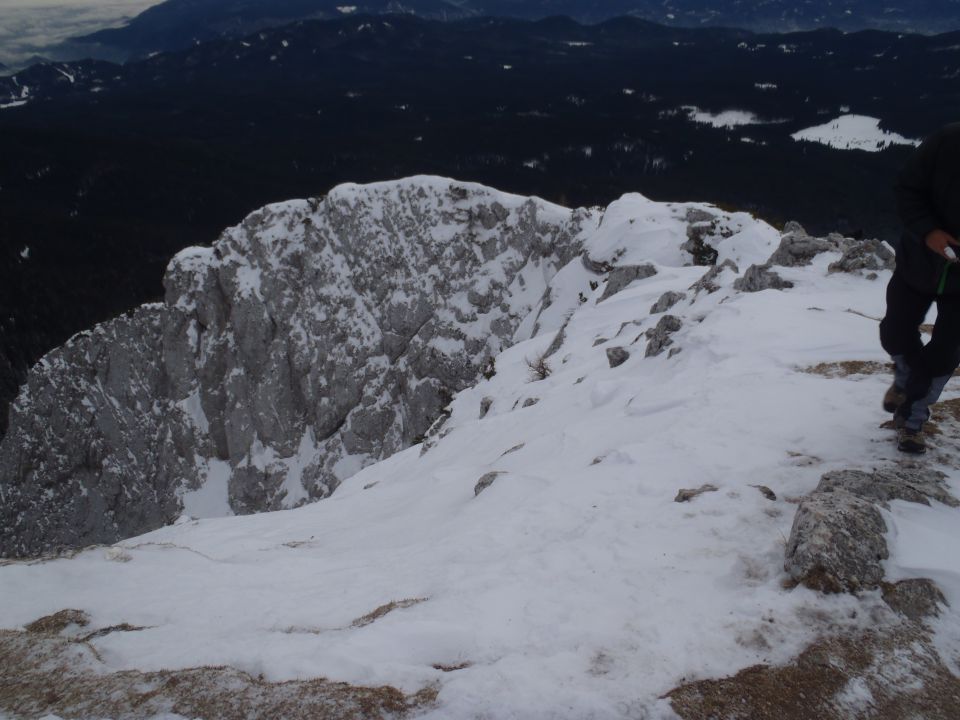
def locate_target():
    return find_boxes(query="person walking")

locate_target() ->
[880,122,960,453]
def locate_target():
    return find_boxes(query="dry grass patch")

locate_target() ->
[23,609,90,635]
[351,598,428,629]
[801,360,891,378]
[0,628,438,720]
[668,624,960,720]
[934,397,960,424]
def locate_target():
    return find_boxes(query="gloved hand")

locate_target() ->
[925,229,960,261]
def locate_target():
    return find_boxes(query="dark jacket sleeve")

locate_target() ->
[895,130,943,244]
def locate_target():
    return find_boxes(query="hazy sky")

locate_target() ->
[0,0,161,65]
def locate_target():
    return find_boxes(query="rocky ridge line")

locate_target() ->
[0,177,597,557]
[0,187,892,559]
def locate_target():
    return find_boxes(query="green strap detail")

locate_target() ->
[938,262,951,295]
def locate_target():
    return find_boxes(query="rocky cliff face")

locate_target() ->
[0,177,598,557]
[0,175,827,558]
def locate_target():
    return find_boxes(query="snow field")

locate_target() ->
[791,114,921,152]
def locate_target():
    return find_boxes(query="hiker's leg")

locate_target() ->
[879,272,932,389]
[900,292,960,429]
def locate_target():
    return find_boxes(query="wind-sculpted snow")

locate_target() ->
[0,176,809,557]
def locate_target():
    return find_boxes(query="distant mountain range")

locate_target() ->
[71,0,960,58]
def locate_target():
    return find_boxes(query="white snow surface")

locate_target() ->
[3,186,960,718]
[681,105,784,128]
[791,114,921,152]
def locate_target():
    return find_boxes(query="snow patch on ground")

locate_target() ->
[681,105,786,128]
[791,114,920,152]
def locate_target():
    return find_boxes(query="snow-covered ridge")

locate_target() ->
[3,181,958,719]
[1,175,764,559]
[0,176,847,560]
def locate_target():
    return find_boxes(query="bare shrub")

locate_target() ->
[526,353,552,381]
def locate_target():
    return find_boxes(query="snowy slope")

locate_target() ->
[2,185,960,719]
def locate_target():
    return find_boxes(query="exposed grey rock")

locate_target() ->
[766,232,837,267]
[479,397,494,419]
[644,315,682,358]
[782,220,807,235]
[592,337,608,347]
[0,305,181,557]
[606,347,630,368]
[581,254,614,275]
[882,579,948,621]
[689,259,739,295]
[650,291,686,315]
[685,208,717,225]
[500,443,525,457]
[675,484,718,502]
[0,178,599,558]
[418,410,452,456]
[784,466,957,595]
[816,467,958,508]
[543,319,569,359]
[751,485,777,502]
[767,224,894,276]
[733,263,794,292]
[682,210,721,266]
[784,490,888,593]
[828,238,895,274]
[474,471,505,496]
[522,397,539,408]
[598,264,657,302]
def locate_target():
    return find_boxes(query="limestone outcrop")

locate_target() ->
[0,177,597,557]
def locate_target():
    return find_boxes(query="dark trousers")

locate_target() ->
[879,271,960,425]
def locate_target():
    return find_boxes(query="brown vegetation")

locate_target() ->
[1,623,437,720]
[351,598,428,629]
[801,360,891,378]
[669,625,960,720]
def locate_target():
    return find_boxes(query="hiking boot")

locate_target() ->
[897,427,926,454]
[883,382,906,413]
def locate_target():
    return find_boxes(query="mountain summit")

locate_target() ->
[1,177,959,718]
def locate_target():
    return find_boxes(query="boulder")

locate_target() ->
[689,259,739,295]
[606,347,630,368]
[734,263,794,292]
[784,467,957,594]
[645,315,682,358]
[474,471,505,496]
[784,490,888,593]
[828,238,895,274]
[598,264,658,302]
[650,291,687,315]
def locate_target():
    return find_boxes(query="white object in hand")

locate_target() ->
[946,246,958,262]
